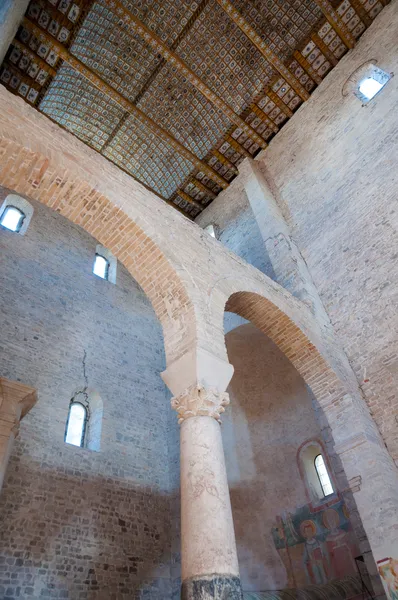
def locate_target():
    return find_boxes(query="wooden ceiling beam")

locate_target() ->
[293,51,323,86]
[311,0,356,49]
[176,190,204,210]
[215,0,310,102]
[22,17,229,191]
[225,135,253,160]
[251,105,279,134]
[106,0,268,149]
[311,33,338,67]
[11,38,57,77]
[211,149,239,174]
[191,178,217,199]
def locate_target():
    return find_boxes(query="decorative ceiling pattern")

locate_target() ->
[0,0,388,218]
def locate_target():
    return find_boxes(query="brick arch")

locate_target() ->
[0,138,195,365]
[225,290,348,406]
[222,288,398,572]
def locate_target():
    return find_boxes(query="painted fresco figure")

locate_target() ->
[301,520,329,585]
[378,558,398,600]
[323,508,357,579]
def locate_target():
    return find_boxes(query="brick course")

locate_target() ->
[0,193,175,599]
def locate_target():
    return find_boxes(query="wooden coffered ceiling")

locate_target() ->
[0,0,386,218]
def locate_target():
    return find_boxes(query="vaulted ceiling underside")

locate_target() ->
[0,0,385,217]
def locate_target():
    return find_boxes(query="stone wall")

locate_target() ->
[0,189,175,599]
[223,324,360,593]
[196,176,274,279]
[198,2,398,466]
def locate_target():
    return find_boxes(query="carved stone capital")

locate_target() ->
[171,385,230,425]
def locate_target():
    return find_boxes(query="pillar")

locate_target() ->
[0,377,37,491]
[0,0,30,64]
[243,159,330,327]
[162,351,242,599]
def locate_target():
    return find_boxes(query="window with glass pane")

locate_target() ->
[204,224,216,238]
[0,206,25,232]
[65,402,87,447]
[314,454,334,497]
[93,254,109,280]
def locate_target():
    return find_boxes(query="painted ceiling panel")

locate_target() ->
[71,0,162,103]
[0,0,381,216]
[176,0,276,115]
[137,61,232,160]
[122,0,203,46]
[102,114,196,199]
[233,0,323,63]
[40,64,125,151]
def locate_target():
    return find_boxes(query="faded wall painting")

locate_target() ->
[272,500,359,588]
[377,557,398,599]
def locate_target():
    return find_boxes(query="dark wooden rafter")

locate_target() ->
[311,33,339,67]
[215,0,311,102]
[211,150,239,175]
[1,0,385,218]
[105,0,269,149]
[225,135,253,160]
[293,51,323,86]
[175,190,204,210]
[99,0,212,161]
[11,38,56,77]
[311,0,356,48]
[348,0,373,26]
[22,17,229,191]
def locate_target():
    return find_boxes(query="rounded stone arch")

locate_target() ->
[224,289,346,406]
[204,273,350,403]
[205,276,398,579]
[0,137,196,366]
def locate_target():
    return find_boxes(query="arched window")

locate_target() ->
[93,253,109,280]
[315,453,334,497]
[0,194,34,235]
[65,402,87,447]
[0,205,25,232]
[298,440,336,507]
[92,244,117,283]
[64,389,103,451]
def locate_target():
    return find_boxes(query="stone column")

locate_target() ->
[171,385,242,600]
[243,159,330,327]
[0,377,37,491]
[0,0,30,64]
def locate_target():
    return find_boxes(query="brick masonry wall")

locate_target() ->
[195,175,274,279]
[198,2,398,466]
[0,189,176,599]
[257,2,398,466]
[223,324,361,593]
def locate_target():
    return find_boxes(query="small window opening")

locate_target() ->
[315,454,334,497]
[0,205,25,232]
[93,254,109,280]
[65,402,87,447]
[204,224,216,238]
[358,77,383,100]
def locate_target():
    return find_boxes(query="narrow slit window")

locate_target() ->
[65,402,87,447]
[314,454,334,497]
[93,254,109,280]
[204,224,216,238]
[0,205,25,232]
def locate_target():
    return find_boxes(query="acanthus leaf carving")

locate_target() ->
[171,385,230,425]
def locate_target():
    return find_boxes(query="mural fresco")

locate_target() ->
[271,500,359,589]
[377,557,398,599]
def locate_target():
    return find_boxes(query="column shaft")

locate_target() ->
[180,416,242,599]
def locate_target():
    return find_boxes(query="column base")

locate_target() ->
[181,574,243,599]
